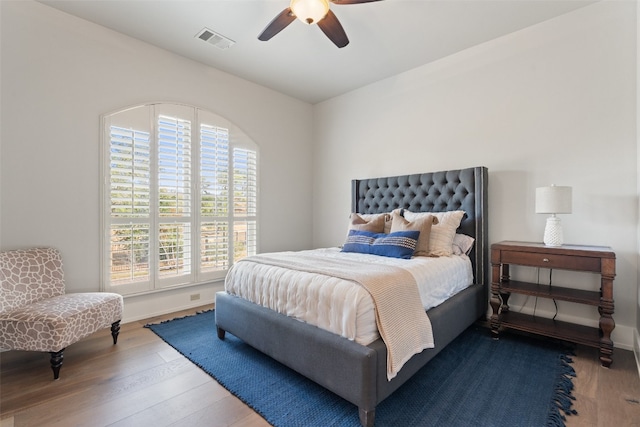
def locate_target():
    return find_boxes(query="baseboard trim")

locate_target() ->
[634,329,640,379]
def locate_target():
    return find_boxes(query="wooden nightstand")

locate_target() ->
[490,241,616,367]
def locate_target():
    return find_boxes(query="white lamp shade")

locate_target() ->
[290,0,329,25]
[535,186,572,214]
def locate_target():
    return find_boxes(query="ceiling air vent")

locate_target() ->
[196,28,235,50]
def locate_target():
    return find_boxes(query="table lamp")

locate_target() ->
[535,185,572,246]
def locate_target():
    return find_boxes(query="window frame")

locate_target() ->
[100,103,258,295]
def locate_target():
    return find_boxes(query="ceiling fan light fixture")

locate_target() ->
[290,0,329,25]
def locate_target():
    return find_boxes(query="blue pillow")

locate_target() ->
[341,229,420,259]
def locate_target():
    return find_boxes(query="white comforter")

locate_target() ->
[224,247,473,346]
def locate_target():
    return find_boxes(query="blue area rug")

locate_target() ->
[146,310,577,426]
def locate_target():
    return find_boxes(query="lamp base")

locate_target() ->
[543,216,563,247]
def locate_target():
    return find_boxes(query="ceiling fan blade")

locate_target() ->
[258,8,295,41]
[317,10,349,48]
[331,0,383,4]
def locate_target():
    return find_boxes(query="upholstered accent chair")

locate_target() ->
[0,247,124,379]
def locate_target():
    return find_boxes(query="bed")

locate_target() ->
[215,166,488,427]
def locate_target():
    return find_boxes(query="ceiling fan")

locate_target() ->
[258,0,383,48]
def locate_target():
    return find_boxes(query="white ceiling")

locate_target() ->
[39,0,594,104]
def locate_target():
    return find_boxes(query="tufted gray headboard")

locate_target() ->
[351,166,488,288]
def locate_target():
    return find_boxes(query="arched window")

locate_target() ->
[101,103,258,295]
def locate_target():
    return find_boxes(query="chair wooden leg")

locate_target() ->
[49,349,64,380]
[111,320,121,344]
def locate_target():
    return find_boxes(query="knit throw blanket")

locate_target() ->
[238,252,434,380]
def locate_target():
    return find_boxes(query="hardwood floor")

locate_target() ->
[566,343,640,427]
[1,305,639,427]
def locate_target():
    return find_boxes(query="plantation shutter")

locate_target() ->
[101,103,258,295]
[157,114,193,285]
[200,124,230,275]
[232,147,257,262]
[108,125,152,292]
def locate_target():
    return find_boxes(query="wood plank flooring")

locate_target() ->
[1,305,639,426]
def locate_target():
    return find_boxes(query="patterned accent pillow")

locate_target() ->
[341,229,420,259]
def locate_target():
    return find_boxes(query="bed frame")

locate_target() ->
[215,166,488,426]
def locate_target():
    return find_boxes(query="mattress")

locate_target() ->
[224,247,473,345]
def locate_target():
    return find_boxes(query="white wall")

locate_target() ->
[313,2,638,349]
[0,1,314,321]
[636,0,640,372]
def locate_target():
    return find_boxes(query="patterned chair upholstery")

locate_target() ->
[0,247,124,379]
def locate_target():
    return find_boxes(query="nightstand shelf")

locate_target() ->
[499,280,600,306]
[499,311,601,348]
[490,241,616,367]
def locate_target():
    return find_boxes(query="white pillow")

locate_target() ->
[403,210,465,257]
[453,233,475,256]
